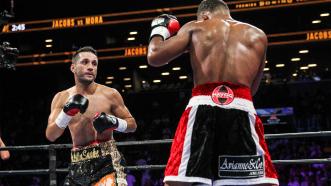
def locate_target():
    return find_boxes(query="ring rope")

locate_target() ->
[264,131,331,139]
[1,131,331,151]
[1,158,331,176]
[0,131,331,177]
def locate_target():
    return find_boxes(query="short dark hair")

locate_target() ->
[72,46,97,63]
[197,0,229,15]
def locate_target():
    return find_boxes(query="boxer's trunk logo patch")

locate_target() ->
[218,155,265,178]
[211,85,234,105]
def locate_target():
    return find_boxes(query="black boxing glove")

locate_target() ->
[150,14,180,41]
[55,94,89,129]
[93,112,128,134]
[63,94,89,115]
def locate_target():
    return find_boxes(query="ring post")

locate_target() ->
[49,144,57,186]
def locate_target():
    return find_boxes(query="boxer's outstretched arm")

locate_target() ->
[46,92,66,142]
[148,22,192,67]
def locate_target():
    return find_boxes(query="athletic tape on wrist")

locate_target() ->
[55,110,72,129]
[150,26,170,40]
[115,118,128,132]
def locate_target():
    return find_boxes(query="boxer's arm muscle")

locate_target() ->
[148,23,191,67]
[46,92,66,142]
[111,89,137,133]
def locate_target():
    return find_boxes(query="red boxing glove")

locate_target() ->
[150,14,180,41]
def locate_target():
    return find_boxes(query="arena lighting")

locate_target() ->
[12,27,331,68]
[265,60,268,64]
[313,76,321,81]
[124,85,132,88]
[142,80,146,83]
[119,66,127,70]
[45,39,53,43]
[161,72,170,76]
[179,76,187,79]
[153,79,161,83]
[127,37,135,41]
[3,0,329,34]
[263,68,270,71]
[172,67,181,71]
[123,77,131,81]
[129,31,138,35]
[300,66,309,70]
[45,44,52,48]
[276,64,285,67]
[139,65,148,69]
[308,64,317,67]
[292,73,297,77]
[299,50,309,54]
[105,81,112,84]
[312,20,321,24]
[320,13,330,17]
[106,76,114,79]
[291,58,301,62]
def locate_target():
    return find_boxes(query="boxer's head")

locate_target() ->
[71,46,98,85]
[197,0,229,20]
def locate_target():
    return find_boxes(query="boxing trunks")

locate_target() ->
[64,139,127,186]
[164,82,279,185]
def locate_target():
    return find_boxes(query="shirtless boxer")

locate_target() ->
[46,46,137,186]
[148,0,278,185]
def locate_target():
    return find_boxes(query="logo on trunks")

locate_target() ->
[211,85,234,105]
[71,146,101,163]
[218,155,264,179]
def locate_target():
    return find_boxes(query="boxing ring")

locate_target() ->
[1,131,331,185]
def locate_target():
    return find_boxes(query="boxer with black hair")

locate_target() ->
[46,46,137,186]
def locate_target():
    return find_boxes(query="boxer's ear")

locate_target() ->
[200,11,210,20]
[70,63,75,73]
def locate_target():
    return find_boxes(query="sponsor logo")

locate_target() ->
[218,155,264,178]
[211,85,234,105]
[71,146,101,163]
[152,18,165,27]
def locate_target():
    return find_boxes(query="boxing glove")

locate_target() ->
[55,94,89,129]
[93,112,127,133]
[63,94,89,116]
[150,14,180,41]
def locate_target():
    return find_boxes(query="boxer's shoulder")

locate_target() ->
[51,89,70,104]
[180,20,205,34]
[97,84,116,93]
[58,86,75,97]
[97,84,121,99]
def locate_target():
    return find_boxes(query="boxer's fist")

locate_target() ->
[93,112,119,133]
[150,14,180,41]
[55,94,89,129]
[63,94,89,116]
